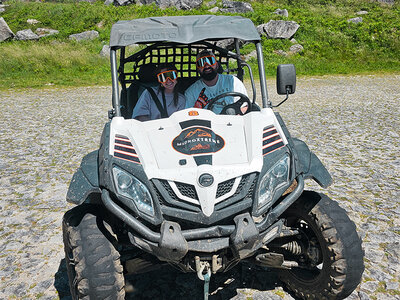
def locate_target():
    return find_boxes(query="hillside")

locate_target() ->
[0,0,399,88]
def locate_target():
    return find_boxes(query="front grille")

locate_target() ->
[246,175,257,199]
[153,179,200,212]
[216,178,236,198]
[176,182,198,200]
[152,173,258,225]
[151,182,167,206]
[215,173,258,211]
[160,180,177,199]
[153,172,258,213]
[233,174,251,197]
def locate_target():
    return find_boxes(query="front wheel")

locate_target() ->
[62,205,125,300]
[278,191,364,299]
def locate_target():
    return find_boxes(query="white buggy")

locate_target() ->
[62,15,364,300]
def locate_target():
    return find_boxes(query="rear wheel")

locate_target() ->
[62,205,125,300]
[278,191,364,299]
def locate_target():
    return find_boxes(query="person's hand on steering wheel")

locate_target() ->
[207,92,252,115]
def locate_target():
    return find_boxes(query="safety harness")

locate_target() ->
[146,87,169,118]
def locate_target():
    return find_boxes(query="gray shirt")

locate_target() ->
[132,87,186,120]
[184,74,247,114]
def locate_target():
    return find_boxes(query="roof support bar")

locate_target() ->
[110,48,121,117]
[256,42,270,108]
[234,38,243,81]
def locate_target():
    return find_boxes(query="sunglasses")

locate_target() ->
[196,55,217,68]
[157,70,178,83]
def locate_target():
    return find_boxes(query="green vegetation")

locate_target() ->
[0,0,399,88]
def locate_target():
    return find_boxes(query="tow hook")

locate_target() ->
[195,256,213,300]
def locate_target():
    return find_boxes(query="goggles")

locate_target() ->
[157,70,178,83]
[196,55,217,68]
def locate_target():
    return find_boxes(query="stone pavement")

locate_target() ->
[0,75,399,299]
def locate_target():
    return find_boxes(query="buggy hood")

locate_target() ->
[109,109,287,216]
[109,15,261,46]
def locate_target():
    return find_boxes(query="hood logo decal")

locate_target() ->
[184,128,211,139]
[172,126,225,155]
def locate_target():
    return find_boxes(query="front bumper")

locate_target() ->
[101,175,304,262]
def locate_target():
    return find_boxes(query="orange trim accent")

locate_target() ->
[263,145,285,156]
[262,138,283,149]
[188,111,199,116]
[114,143,135,150]
[115,156,141,164]
[114,149,139,158]
[190,144,211,151]
[262,132,280,141]
[263,127,276,133]
[115,137,131,143]
[184,128,212,139]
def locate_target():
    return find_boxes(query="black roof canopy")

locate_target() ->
[110,15,261,47]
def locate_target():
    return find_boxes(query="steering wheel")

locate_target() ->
[207,92,252,115]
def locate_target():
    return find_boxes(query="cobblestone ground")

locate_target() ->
[0,75,399,299]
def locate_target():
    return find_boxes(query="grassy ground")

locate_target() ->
[0,0,399,89]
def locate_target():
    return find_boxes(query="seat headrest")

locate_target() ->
[138,64,158,83]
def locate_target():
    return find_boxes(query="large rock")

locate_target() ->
[177,0,202,9]
[348,17,363,23]
[274,8,288,18]
[100,44,111,58]
[99,43,137,57]
[0,17,14,42]
[289,43,304,54]
[114,0,134,5]
[27,19,40,25]
[257,20,300,39]
[110,0,202,8]
[274,49,288,56]
[206,0,216,7]
[243,49,257,61]
[220,0,253,13]
[215,38,245,51]
[69,30,99,41]
[36,28,59,38]
[137,0,157,4]
[157,0,202,10]
[15,29,39,41]
[376,0,395,4]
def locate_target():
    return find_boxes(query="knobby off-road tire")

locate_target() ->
[62,205,125,300]
[278,191,364,300]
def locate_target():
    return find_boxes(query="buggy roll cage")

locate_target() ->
[119,41,247,86]
[109,16,270,117]
[110,42,269,118]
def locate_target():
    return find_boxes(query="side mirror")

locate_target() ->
[277,64,296,95]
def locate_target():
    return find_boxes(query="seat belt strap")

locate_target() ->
[146,87,168,118]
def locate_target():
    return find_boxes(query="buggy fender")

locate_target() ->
[292,138,332,188]
[66,150,101,205]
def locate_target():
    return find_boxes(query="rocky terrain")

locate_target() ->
[0,75,399,299]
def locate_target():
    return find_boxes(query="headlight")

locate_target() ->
[257,155,290,211]
[112,166,154,217]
